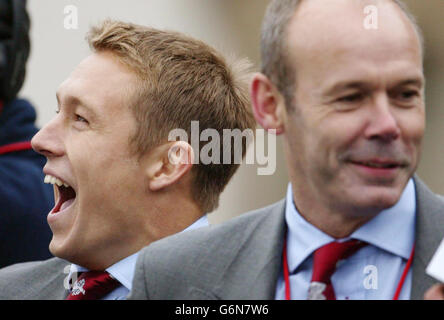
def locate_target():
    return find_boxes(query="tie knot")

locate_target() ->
[312,239,367,283]
[66,271,121,300]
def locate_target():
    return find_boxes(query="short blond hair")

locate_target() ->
[86,20,256,212]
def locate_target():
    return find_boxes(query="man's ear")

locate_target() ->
[147,141,194,192]
[250,72,286,135]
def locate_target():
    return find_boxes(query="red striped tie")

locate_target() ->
[308,240,367,300]
[66,271,121,300]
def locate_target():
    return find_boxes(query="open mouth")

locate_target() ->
[44,175,76,214]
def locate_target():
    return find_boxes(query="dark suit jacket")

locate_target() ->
[128,177,444,300]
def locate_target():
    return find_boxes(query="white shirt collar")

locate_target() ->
[68,214,209,291]
[285,179,416,273]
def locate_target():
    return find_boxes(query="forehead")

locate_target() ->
[56,52,137,115]
[286,0,423,89]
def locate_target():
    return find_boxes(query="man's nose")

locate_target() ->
[31,118,64,158]
[364,95,401,142]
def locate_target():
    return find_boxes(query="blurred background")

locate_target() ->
[21,0,444,224]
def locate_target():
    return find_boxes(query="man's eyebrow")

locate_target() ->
[395,77,424,88]
[323,77,425,97]
[55,92,98,118]
[323,81,370,97]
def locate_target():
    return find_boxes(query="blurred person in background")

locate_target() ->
[0,0,53,268]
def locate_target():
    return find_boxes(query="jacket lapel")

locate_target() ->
[410,176,444,299]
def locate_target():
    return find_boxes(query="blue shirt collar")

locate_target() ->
[68,214,209,290]
[285,179,416,273]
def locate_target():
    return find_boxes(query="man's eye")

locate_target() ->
[75,115,88,123]
[399,90,419,100]
[337,93,363,103]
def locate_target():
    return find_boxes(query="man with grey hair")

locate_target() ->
[129,0,444,300]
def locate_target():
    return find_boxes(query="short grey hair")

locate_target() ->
[260,0,425,108]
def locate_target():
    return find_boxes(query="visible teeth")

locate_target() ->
[44,174,70,188]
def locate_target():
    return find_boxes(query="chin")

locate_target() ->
[48,235,78,263]
[49,238,66,259]
[352,187,403,213]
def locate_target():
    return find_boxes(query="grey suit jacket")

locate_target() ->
[128,177,444,300]
[0,257,70,299]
